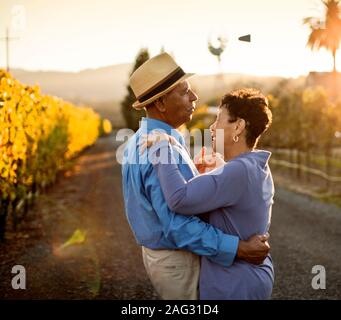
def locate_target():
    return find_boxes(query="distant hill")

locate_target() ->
[12,64,132,127]
[190,74,288,104]
[12,64,132,103]
[306,71,341,102]
[10,65,305,127]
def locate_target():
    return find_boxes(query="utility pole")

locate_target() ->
[0,27,19,72]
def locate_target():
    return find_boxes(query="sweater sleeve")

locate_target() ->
[150,141,247,215]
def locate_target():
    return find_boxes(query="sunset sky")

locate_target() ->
[0,0,340,77]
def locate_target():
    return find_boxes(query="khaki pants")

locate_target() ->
[142,246,200,300]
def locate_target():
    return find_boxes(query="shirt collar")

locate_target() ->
[140,117,185,145]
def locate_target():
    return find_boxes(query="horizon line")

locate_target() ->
[1,65,313,79]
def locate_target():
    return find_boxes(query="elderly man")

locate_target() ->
[122,53,269,300]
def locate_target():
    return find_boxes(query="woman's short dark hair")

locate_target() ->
[220,88,272,148]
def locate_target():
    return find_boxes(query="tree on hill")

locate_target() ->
[121,48,150,130]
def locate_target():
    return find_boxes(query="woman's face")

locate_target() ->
[210,107,237,153]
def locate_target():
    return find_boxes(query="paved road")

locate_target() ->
[0,135,340,299]
[270,188,341,299]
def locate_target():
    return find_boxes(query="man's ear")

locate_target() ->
[154,98,166,112]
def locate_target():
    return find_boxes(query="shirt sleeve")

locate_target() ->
[143,150,239,267]
[150,140,247,215]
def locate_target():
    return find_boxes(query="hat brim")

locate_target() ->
[132,73,195,110]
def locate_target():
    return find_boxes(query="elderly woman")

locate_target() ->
[143,88,274,300]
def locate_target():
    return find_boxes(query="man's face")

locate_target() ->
[162,80,198,128]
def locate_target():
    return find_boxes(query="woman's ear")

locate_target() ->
[236,118,246,135]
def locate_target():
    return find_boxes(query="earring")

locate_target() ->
[233,135,239,143]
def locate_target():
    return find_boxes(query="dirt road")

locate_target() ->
[0,135,340,299]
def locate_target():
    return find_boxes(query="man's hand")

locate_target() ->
[236,233,270,265]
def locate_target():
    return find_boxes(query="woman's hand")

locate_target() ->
[139,131,177,155]
[194,147,225,173]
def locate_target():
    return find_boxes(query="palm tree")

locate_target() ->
[304,0,341,72]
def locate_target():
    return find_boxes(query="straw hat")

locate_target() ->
[129,53,194,110]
